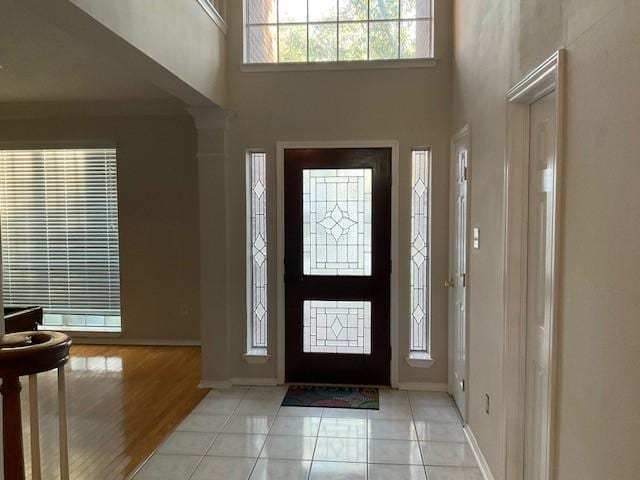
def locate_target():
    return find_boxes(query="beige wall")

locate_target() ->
[0,114,201,343]
[453,0,640,478]
[202,0,454,384]
[22,0,227,107]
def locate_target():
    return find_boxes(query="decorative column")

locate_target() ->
[188,107,233,387]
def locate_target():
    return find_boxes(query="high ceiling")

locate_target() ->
[0,0,177,104]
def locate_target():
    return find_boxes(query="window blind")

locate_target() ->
[0,148,121,318]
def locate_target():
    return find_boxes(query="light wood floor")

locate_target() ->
[19,345,207,480]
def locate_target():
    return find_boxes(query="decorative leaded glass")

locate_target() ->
[303,169,372,276]
[303,300,371,354]
[410,150,430,351]
[249,152,267,348]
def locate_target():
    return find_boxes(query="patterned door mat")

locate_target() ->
[281,385,379,410]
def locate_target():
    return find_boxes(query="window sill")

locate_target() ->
[243,349,270,364]
[241,58,439,73]
[44,326,122,335]
[406,351,435,368]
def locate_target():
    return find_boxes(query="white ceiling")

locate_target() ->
[0,0,178,104]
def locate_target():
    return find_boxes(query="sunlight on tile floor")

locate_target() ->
[131,387,482,480]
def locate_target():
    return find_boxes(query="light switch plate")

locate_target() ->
[473,227,480,249]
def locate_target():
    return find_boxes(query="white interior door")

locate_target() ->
[449,133,469,419]
[523,92,557,480]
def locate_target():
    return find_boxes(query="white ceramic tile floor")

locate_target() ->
[132,386,481,479]
[260,435,317,460]
[318,417,368,438]
[222,415,274,435]
[191,457,256,480]
[251,459,312,480]
[158,432,215,456]
[367,439,423,465]
[368,464,427,480]
[207,433,267,458]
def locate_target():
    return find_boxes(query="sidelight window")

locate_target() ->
[410,149,431,353]
[247,151,268,350]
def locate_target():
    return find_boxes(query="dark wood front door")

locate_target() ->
[284,148,391,385]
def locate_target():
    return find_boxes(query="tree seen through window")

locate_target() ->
[246,0,433,63]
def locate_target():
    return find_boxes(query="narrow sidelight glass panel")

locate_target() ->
[304,300,371,354]
[248,152,268,349]
[303,168,372,276]
[410,149,431,352]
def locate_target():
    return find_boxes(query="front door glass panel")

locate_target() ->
[303,300,372,354]
[303,168,372,276]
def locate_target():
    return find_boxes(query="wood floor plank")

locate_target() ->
[18,345,208,479]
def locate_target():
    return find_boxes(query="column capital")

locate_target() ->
[187,107,232,157]
[187,107,233,131]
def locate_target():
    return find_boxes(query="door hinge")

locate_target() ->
[461,379,466,392]
[462,273,467,287]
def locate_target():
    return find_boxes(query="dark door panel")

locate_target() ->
[284,148,391,385]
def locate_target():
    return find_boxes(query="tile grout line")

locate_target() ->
[246,386,282,479]
[307,411,319,480]
[408,390,430,479]
[187,386,249,480]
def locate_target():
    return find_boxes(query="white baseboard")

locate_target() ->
[71,337,201,347]
[231,377,279,386]
[397,381,449,392]
[199,380,232,389]
[199,377,280,389]
[464,425,496,480]
[202,378,448,391]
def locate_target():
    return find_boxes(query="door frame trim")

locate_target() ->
[449,124,471,422]
[502,50,566,480]
[276,141,400,387]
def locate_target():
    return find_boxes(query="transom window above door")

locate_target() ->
[244,0,434,64]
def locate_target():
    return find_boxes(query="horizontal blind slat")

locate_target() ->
[0,148,121,316]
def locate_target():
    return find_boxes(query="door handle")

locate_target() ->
[444,278,455,288]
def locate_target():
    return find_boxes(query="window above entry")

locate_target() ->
[244,0,434,66]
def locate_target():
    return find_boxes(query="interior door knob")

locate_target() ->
[444,278,455,288]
